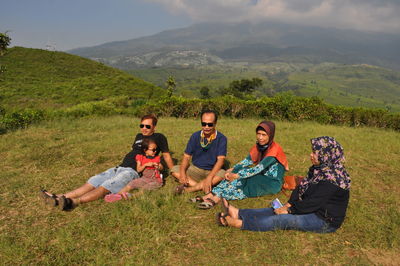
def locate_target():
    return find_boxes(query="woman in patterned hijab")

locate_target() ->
[297,136,351,198]
[216,136,351,234]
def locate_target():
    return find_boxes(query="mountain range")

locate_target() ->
[68,22,400,70]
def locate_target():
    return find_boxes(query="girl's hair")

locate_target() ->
[141,138,157,153]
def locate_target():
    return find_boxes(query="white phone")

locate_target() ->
[271,198,283,209]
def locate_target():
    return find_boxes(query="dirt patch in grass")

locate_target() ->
[362,248,400,265]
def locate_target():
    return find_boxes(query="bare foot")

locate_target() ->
[202,192,213,201]
[204,194,220,204]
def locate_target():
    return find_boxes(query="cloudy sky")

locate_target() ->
[1,0,399,51]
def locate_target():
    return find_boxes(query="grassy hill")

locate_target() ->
[1,116,399,264]
[0,47,166,110]
[129,63,400,111]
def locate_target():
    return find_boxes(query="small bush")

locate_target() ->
[138,94,400,132]
[2,94,399,134]
[0,109,45,133]
[62,101,118,118]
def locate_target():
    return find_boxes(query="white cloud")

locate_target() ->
[144,0,400,33]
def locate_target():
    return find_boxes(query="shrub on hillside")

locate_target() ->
[60,101,119,118]
[138,94,400,131]
[0,109,45,133]
[2,94,399,134]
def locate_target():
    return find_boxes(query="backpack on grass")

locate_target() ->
[281,175,304,196]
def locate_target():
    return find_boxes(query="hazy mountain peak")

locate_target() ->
[68,21,400,70]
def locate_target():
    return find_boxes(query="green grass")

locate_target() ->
[1,117,399,264]
[0,47,166,110]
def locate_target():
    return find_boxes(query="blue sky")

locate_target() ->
[0,0,192,51]
[1,0,399,51]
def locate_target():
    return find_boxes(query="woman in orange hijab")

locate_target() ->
[195,121,288,209]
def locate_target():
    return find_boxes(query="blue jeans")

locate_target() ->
[87,167,139,194]
[239,208,336,233]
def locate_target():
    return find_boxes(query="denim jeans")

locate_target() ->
[239,207,336,233]
[87,167,139,194]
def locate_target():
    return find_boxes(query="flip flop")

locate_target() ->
[221,198,230,216]
[104,193,123,203]
[198,198,216,210]
[188,195,204,203]
[215,212,229,227]
[40,189,59,207]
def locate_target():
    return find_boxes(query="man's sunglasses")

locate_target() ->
[139,124,152,129]
[201,122,214,127]
[147,148,157,152]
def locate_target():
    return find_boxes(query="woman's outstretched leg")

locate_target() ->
[225,215,243,228]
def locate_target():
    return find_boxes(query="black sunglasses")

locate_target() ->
[139,124,152,129]
[146,148,157,152]
[201,122,214,127]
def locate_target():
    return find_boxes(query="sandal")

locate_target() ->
[104,193,122,203]
[59,196,77,211]
[215,212,229,227]
[174,184,187,195]
[197,198,216,210]
[221,198,230,216]
[40,189,59,207]
[105,192,132,202]
[188,195,204,203]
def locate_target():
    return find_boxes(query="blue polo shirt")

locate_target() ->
[184,130,227,170]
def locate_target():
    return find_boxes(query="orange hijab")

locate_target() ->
[249,121,289,171]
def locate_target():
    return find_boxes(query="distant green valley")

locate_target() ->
[1,47,400,113]
[1,47,399,135]
[129,63,400,112]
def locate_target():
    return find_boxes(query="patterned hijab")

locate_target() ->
[298,136,351,199]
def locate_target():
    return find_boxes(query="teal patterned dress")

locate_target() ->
[212,155,285,200]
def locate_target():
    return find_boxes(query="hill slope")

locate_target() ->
[0,47,165,109]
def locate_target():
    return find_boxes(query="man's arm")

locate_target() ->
[179,153,192,185]
[162,152,174,169]
[202,155,225,193]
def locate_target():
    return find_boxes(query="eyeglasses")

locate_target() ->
[140,124,152,129]
[147,148,157,152]
[201,122,214,127]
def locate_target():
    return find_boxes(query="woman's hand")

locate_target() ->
[225,172,238,182]
[274,205,289,215]
[283,203,292,208]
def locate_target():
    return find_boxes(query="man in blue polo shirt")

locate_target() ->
[172,110,227,194]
